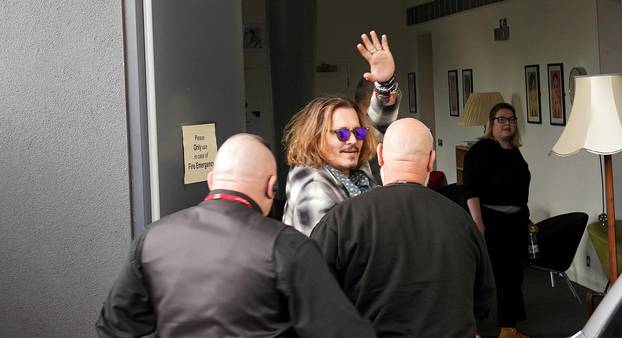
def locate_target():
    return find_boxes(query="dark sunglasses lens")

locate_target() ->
[353,127,368,140]
[336,129,351,141]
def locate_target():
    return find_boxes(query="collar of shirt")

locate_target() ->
[325,165,373,197]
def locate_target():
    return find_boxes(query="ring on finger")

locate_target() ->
[369,48,377,54]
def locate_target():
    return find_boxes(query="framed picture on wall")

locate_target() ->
[462,69,473,108]
[524,65,542,124]
[448,70,459,116]
[408,72,417,113]
[547,63,566,126]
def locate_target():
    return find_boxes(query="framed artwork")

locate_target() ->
[524,65,542,124]
[462,69,473,107]
[547,63,566,126]
[448,70,459,116]
[407,72,417,113]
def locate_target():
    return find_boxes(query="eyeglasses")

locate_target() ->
[330,127,369,142]
[493,116,518,125]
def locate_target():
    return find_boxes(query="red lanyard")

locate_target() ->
[204,193,253,209]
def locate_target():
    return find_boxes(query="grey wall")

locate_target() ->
[596,0,622,214]
[597,0,622,73]
[0,1,131,337]
[151,0,246,216]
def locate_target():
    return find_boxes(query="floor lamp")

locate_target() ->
[551,74,622,284]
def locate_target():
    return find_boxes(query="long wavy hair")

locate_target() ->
[283,95,378,168]
[483,102,522,147]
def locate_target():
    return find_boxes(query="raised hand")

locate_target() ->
[356,31,395,83]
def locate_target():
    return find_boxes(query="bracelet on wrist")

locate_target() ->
[376,75,395,88]
[374,76,397,96]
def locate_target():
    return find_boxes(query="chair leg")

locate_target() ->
[562,272,582,304]
[586,290,594,315]
[549,271,556,287]
[586,290,605,316]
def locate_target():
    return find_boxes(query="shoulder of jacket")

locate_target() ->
[289,165,327,179]
[467,138,498,155]
[276,226,312,251]
[289,165,338,186]
[474,138,496,148]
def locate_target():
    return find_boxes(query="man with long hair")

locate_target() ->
[282,31,400,235]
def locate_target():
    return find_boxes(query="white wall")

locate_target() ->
[408,0,608,290]
[0,1,131,336]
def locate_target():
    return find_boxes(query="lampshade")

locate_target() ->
[551,73,622,284]
[551,74,622,156]
[459,92,505,126]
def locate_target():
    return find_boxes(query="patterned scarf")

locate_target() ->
[326,165,373,197]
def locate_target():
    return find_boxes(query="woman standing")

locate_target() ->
[463,103,531,338]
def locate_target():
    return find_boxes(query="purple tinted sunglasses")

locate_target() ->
[330,127,369,142]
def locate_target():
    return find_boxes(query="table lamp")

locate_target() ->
[551,74,622,284]
[459,92,505,128]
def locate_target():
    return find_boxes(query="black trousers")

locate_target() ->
[482,206,529,327]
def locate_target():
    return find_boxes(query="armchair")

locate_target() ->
[529,212,589,304]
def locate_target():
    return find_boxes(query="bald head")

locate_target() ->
[378,118,435,185]
[383,118,434,158]
[208,134,277,215]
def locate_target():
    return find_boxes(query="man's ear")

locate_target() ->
[427,150,436,172]
[377,143,384,167]
[207,171,214,191]
[265,175,277,199]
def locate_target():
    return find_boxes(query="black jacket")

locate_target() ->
[96,189,375,338]
[312,183,495,338]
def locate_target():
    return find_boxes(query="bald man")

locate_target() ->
[311,119,495,337]
[96,134,376,338]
